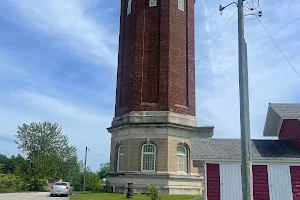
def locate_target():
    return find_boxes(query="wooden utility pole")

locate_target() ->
[83,146,88,191]
[219,0,252,199]
[237,0,252,199]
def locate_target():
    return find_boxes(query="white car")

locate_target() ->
[50,182,73,197]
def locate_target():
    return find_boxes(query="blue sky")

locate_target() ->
[0,0,299,171]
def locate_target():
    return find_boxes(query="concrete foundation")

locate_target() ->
[106,173,203,195]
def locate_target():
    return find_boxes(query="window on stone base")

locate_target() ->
[117,145,124,172]
[177,145,187,173]
[141,144,156,172]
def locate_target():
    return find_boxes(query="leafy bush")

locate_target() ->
[27,178,46,191]
[85,172,104,192]
[0,174,27,193]
[146,185,162,200]
[0,173,47,193]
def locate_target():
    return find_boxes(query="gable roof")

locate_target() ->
[263,103,300,137]
[270,103,300,119]
[191,138,300,161]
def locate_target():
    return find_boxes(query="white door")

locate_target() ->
[220,163,242,200]
[268,165,293,200]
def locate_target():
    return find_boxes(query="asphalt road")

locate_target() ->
[0,192,69,200]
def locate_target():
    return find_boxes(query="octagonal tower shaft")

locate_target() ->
[115,0,196,117]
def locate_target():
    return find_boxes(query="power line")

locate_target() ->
[255,15,300,77]
[245,1,253,9]
[195,9,237,67]
[244,0,261,12]
[89,152,110,157]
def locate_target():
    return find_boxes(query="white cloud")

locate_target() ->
[0,91,112,170]
[195,0,300,139]
[18,91,109,122]
[10,0,118,67]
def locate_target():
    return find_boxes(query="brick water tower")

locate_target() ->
[106,0,214,194]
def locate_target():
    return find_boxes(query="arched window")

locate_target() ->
[177,145,187,173]
[117,145,124,171]
[141,144,156,172]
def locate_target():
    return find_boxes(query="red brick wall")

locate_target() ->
[279,119,300,149]
[114,0,125,114]
[114,0,196,117]
[291,166,300,200]
[252,165,270,200]
[141,3,160,104]
[206,163,220,200]
[115,0,135,115]
[187,0,196,114]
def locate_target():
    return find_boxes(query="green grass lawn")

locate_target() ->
[70,192,203,200]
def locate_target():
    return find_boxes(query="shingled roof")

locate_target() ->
[263,103,300,137]
[263,103,300,136]
[191,138,300,161]
[270,103,300,119]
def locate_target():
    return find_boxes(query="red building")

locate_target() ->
[191,103,300,200]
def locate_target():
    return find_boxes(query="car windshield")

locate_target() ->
[55,182,67,186]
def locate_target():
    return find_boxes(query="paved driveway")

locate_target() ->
[0,192,69,200]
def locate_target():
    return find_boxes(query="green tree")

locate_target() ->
[8,155,25,174]
[85,170,104,191]
[15,122,76,157]
[0,154,25,174]
[0,154,9,164]
[14,122,78,180]
[0,163,4,174]
[0,154,9,174]
[14,159,31,178]
[97,163,110,179]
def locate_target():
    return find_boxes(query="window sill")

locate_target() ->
[141,171,156,173]
[177,172,188,175]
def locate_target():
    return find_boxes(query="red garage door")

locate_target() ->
[252,165,270,200]
[291,166,300,200]
[206,163,220,200]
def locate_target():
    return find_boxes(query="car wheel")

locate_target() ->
[50,194,53,197]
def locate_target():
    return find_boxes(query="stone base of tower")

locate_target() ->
[106,111,214,195]
[105,173,203,195]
